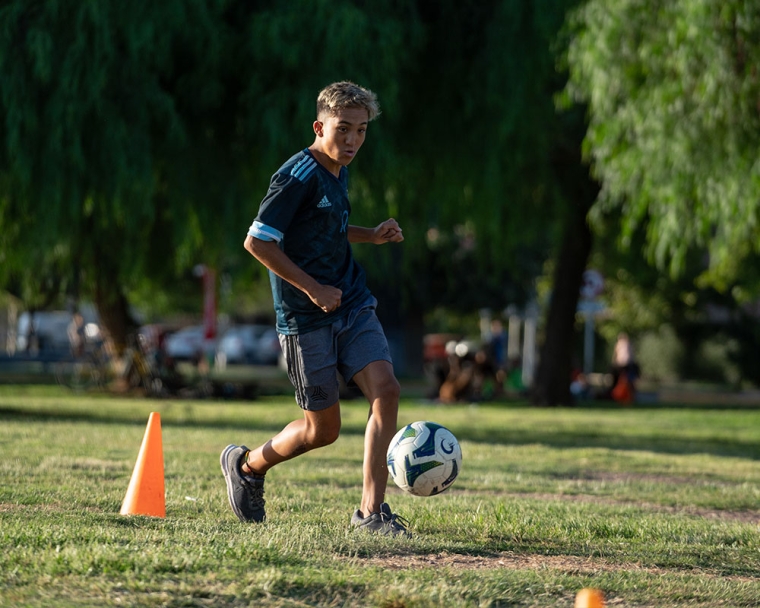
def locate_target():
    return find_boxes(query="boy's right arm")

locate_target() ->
[244,235,343,313]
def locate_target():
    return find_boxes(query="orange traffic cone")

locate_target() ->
[575,588,605,608]
[120,412,165,517]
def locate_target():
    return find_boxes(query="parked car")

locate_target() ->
[163,325,207,361]
[255,327,282,366]
[16,309,100,357]
[216,324,281,365]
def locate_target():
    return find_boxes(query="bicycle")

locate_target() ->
[120,334,173,397]
[55,341,112,392]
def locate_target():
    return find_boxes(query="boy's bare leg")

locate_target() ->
[242,403,342,476]
[352,360,400,517]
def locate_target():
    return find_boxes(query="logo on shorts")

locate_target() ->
[310,386,328,402]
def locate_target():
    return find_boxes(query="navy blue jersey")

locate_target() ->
[248,149,370,335]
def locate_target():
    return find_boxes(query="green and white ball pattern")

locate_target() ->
[387,421,462,496]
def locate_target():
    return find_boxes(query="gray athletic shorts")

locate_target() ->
[278,296,392,411]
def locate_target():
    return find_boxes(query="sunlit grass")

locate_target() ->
[1,385,759,606]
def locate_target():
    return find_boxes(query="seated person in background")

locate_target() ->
[611,332,639,403]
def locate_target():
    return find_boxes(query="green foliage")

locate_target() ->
[585,215,760,387]
[567,0,760,286]
[637,324,685,383]
[0,1,590,324]
[362,0,582,310]
[0,0,233,318]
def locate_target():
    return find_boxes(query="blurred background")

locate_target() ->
[2,0,760,404]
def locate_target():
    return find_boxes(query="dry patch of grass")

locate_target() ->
[350,551,758,583]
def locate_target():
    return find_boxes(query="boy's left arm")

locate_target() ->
[348,218,404,244]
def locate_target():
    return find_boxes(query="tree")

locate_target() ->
[355,0,591,382]
[588,209,760,388]
[0,1,234,349]
[1,0,594,401]
[0,0,417,350]
[566,0,760,291]
[532,103,599,406]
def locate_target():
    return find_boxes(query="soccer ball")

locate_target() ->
[386,421,462,496]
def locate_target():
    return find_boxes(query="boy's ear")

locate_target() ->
[313,121,324,137]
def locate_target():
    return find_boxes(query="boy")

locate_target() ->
[221,81,409,536]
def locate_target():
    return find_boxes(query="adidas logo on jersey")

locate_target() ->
[317,196,331,208]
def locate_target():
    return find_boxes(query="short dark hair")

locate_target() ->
[316,81,380,121]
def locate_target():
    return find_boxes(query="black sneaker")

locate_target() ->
[220,444,266,523]
[351,503,411,537]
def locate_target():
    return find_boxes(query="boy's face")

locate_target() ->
[313,106,369,168]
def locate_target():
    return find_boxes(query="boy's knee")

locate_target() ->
[379,376,401,403]
[321,424,341,446]
[354,362,401,405]
[309,419,341,448]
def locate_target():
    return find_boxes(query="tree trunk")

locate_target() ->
[531,202,593,405]
[94,284,136,356]
[532,122,599,406]
[92,240,137,356]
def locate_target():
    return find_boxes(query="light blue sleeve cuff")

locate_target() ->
[248,221,283,243]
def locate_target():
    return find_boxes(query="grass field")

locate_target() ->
[1,385,759,607]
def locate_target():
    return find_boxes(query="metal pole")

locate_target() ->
[522,302,538,388]
[583,311,595,375]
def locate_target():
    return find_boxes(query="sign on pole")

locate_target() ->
[579,270,605,375]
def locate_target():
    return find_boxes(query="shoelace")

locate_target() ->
[381,510,410,532]
[242,479,266,509]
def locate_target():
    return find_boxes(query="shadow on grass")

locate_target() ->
[454,424,760,460]
[2,397,759,461]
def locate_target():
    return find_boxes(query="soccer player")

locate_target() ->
[221,81,409,536]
